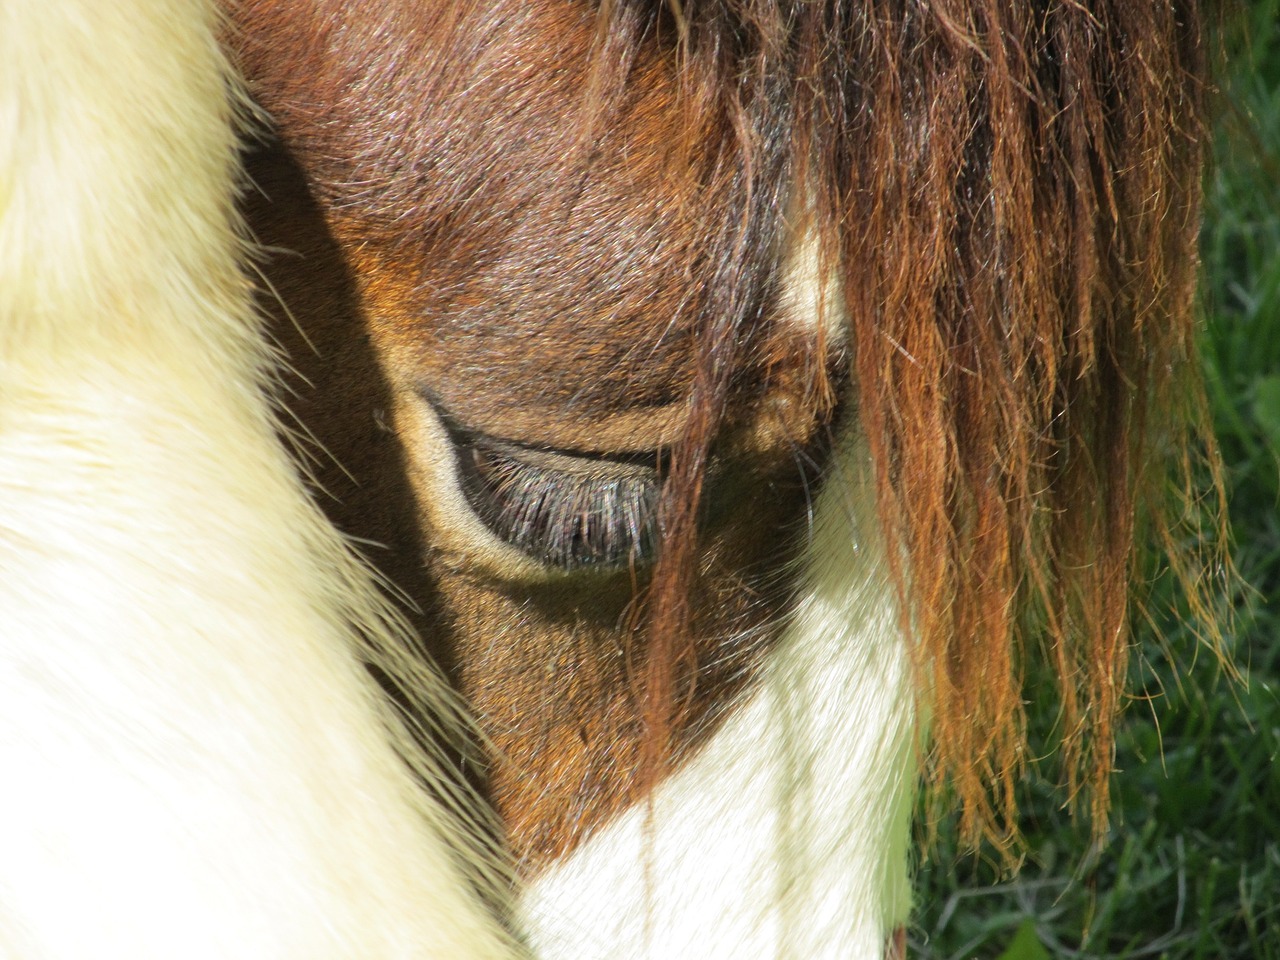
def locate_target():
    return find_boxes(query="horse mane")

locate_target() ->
[604,0,1227,851]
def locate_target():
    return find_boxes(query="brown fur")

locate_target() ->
[230,0,1225,866]
[234,0,830,869]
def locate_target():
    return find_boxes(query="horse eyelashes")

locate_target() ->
[455,435,660,570]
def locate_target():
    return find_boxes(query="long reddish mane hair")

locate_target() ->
[612,0,1228,850]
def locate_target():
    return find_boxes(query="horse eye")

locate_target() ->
[452,431,661,571]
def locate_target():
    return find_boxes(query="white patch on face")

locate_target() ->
[518,421,918,958]
[519,211,917,957]
[776,210,847,345]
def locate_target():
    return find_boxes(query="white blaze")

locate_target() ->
[521,215,916,958]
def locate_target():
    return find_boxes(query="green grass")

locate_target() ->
[910,4,1280,958]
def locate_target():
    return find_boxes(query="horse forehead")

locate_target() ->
[243,0,773,432]
[242,0,706,231]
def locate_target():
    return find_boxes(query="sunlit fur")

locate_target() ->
[0,1,514,956]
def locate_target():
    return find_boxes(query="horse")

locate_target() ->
[1,0,1224,956]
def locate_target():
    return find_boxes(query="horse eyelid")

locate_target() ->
[453,434,661,570]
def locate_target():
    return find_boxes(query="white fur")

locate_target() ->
[520,426,917,959]
[778,210,846,342]
[0,2,516,956]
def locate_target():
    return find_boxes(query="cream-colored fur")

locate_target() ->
[0,1,516,956]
